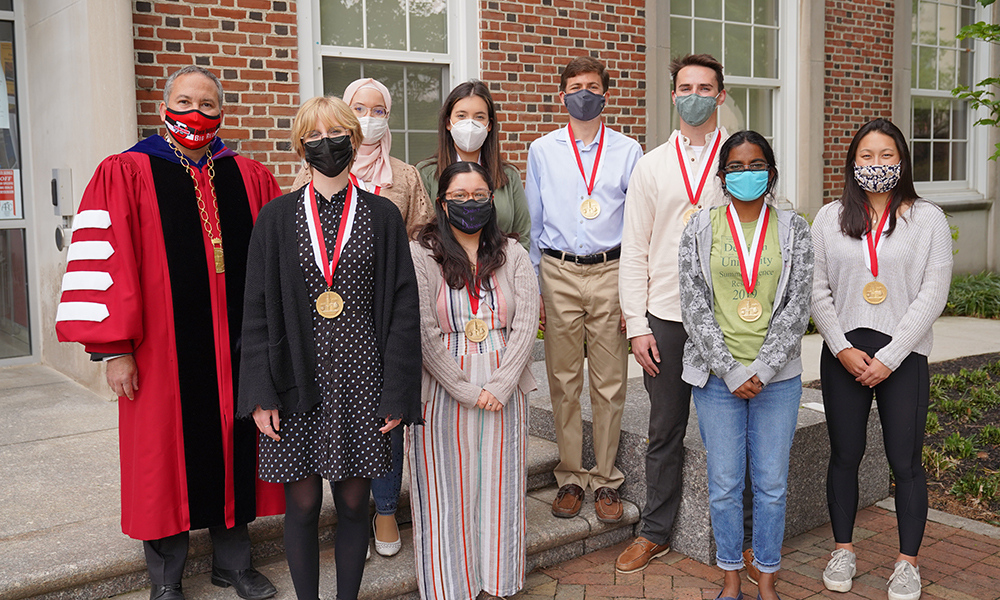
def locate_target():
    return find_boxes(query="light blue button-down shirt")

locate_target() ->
[525,124,643,274]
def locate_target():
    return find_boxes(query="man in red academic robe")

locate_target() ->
[56,66,284,600]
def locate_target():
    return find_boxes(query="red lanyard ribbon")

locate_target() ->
[567,122,605,197]
[467,274,481,317]
[865,207,891,277]
[350,173,380,196]
[307,180,354,290]
[676,129,722,206]
[726,202,770,295]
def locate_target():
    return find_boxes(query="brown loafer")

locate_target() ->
[594,487,623,523]
[615,536,670,573]
[551,483,584,518]
[744,548,761,585]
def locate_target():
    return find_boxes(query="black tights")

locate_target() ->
[284,475,372,600]
[821,328,929,557]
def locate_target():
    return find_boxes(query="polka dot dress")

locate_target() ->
[258,186,390,483]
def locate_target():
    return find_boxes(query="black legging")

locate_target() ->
[284,475,372,600]
[821,328,929,557]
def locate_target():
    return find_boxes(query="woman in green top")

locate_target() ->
[678,131,813,600]
[416,80,531,250]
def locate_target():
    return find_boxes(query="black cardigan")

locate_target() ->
[237,186,423,425]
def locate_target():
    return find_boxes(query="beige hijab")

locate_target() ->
[344,78,394,188]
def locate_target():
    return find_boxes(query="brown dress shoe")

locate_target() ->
[594,487,623,523]
[744,548,760,585]
[615,536,670,573]
[551,483,584,518]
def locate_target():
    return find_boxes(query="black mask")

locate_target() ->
[303,135,353,178]
[446,199,494,234]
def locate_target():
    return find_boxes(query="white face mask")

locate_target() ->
[450,119,489,153]
[358,116,389,145]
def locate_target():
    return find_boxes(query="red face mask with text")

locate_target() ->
[164,108,222,150]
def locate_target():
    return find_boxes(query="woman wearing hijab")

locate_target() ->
[416,80,531,250]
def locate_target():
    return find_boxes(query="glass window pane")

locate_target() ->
[0,1,11,10]
[322,57,363,98]
[957,49,972,87]
[952,100,968,139]
[917,46,937,89]
[912,96,932,139]
[911,45,920,88]
[0,229,29,358]
[407,132,439,164]
[753,26,778,79]
[937,48,957,90]
[672,0,692,17]
[671,16,693,56]
[912,140,931,181]
[362,62,407,127]
[959,7,976,49]
[694,0,722,20]
[693,20,722,59]
[932,141,951,180]
[405,64,445,131]
[754,0,778,26]
[410,0,448,53]
[938,4,958,47]
[320,0,363,47]
[367,0,407,50]
[725,24,752,77]
[932,99,952,139]
[722,87,748,132]
[0,21,22,221]
[748,88,773,137]
[951,141,967,180]
[727,1,751,24]
[918,0,937,45]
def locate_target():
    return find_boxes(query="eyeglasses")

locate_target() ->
[303,128,349,143]
[351,104,388,119]
[444,190,492,203]
[723,163,770,174]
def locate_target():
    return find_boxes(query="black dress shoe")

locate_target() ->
[211,566,277,600]
[150,583,184,600]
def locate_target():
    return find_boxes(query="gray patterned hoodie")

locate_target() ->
[678,203,814,392]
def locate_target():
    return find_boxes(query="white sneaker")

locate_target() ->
[823,548,857,592]
[888,560,921,600]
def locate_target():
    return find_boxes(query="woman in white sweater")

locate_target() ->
[811,118,952,600]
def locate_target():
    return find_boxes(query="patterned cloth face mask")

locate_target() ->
[853,163,901,194]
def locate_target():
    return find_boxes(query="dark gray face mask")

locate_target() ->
[674,92,719,127]
[564,89,606,121]
[446,199,494,234]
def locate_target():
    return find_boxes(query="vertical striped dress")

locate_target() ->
[409,273,528,600]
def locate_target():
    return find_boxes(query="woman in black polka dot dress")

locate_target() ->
[238,96,422,600]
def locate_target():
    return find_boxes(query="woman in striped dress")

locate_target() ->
[409,161,539,600]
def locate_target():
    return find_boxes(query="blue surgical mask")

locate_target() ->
[724,171,769,202]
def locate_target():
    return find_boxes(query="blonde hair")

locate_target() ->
[291,96,362,160]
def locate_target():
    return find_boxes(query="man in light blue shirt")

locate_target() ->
[526,56,643,526]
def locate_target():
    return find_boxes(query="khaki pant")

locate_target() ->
[540,253,628,491]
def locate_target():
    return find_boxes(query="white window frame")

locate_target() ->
[910,0,992,197]
[296,1,480,101]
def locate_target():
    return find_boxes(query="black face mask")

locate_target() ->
[303,135,353,178]
[446,199,494,234]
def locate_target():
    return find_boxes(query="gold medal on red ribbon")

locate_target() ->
[676,129,722,221]
[863,206,891,304]
[465,318,488,342]
[568,121,605,221]
[306,180,356,319]
[465,267,490,343]
[726,202,770,323]
[682,207,698,225]
[580,197,601,219]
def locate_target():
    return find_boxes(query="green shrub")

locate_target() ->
[944,272,1000,319]
[922,446,956,478]
[979,424,1000,446]
[926,411,942,435]
[950,470,1000,504]
[943,432,978,459]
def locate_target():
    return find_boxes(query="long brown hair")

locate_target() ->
[838,118,919,239]
[417,162,513,291]
[427,80,510,189]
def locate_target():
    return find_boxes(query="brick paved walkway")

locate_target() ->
[512,506,1000,600]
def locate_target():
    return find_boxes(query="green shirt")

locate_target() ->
[709,205,781,367]
[415,159,532,252]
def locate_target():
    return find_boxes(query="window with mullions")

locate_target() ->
[910,0,977,184]
[315,0,455,164]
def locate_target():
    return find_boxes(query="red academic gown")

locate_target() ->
[56,136,285,541]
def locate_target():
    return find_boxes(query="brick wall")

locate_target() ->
[132,0,301,189]
[822,0,895,203]
[479,0,648,174]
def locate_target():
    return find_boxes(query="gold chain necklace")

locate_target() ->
[166,136,225,273]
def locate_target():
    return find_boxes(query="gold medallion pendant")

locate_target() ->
[316,290,345,318]
[737,297,763,322]
[465,318,488,343]
[580,197,601,220]
[862,281,888,305]
[212,238,225,274]
[682,207,698,225]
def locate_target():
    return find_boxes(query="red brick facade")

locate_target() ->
[822,0,895,202]
[132,0,301,188]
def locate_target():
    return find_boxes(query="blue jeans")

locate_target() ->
[692,374,800,574]
[370,425,404,515]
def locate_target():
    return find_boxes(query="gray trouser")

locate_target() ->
[143,524,252,585]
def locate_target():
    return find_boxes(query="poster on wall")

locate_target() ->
[0,168,20,219]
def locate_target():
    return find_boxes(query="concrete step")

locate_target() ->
[109,485,639,600]
[5,435,564,600]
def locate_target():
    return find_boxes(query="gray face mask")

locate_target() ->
[674,92,719,127]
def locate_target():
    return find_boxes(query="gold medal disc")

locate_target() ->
[465,318,489,343]
[213,246,225,274]
[682,207,698,225]
[316,290,345,318]
[737,297,763,322]
[862,281,888,305]
[580,198,601,220]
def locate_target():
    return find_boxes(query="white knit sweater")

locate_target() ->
[810,199,953,370]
